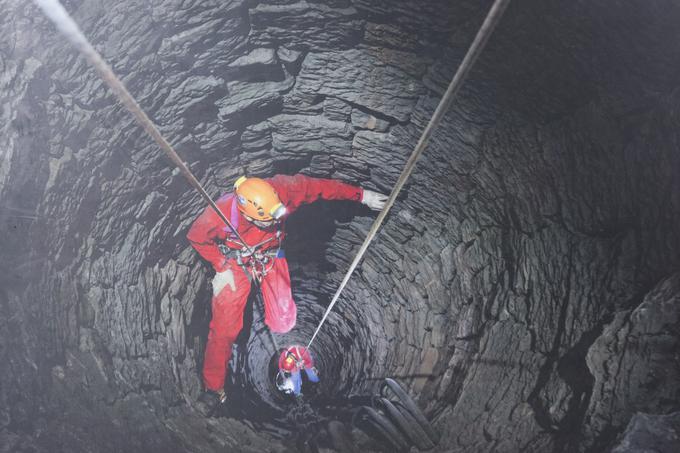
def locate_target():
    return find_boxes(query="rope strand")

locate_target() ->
[32,0,254,255]
[32,0,512,357]
[306,0,512,350]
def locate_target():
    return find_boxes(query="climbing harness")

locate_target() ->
[218,233,283,283]
[305,0,513,350]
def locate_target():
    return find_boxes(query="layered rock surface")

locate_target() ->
[1,0,680,452]
[611,412,680,453]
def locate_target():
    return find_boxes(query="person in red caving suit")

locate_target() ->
[187,174,387,414]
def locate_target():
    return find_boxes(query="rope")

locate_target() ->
[33,0,289,359]
[32,0,254,255]
[34,0,512,355]
[306,0,512,349]
[255,291,280,352]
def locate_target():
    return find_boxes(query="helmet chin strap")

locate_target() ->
[244,215,278,229]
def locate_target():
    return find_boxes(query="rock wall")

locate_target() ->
[584,274,680,451]
[611,412,680,453]
[1,1,680,452]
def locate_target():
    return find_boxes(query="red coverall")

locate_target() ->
[187,174,363,391]
[279,345,315,372]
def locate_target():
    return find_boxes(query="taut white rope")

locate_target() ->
[306,0,513,350]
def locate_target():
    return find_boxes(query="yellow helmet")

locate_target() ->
[233,176,286,221]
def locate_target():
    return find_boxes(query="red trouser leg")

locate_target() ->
[260,257,297,333]
[203,262,251,391]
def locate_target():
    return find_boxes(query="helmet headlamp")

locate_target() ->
[270,203,287,220]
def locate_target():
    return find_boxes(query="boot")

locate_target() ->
[195,389,227,417]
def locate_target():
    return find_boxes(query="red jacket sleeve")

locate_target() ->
[268,174,363,213]
[186,198,230,272]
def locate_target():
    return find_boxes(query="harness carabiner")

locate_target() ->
[221,236,282,283]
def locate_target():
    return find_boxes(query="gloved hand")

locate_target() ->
[212,268,236,296]
[361,189,388,211]
[305,366,320,383]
